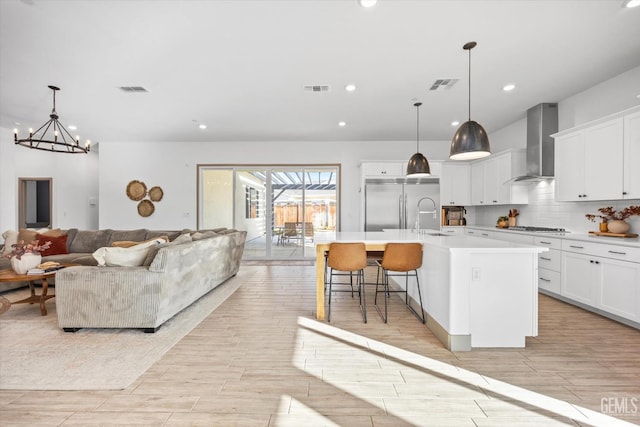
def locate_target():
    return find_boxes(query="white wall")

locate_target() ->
[0,127,99,237]
[97,140,452,232]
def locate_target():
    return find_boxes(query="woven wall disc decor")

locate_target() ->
[137,199,155,217]
[126,180,147,201]
[148,186,164,202]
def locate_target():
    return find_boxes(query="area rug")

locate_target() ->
[0,267,255,391]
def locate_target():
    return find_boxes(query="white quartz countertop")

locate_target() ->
[315,230,547,253]
[465,226,640,248]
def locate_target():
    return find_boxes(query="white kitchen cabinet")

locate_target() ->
[441,226,465,236]
[470,162,484,205]
[623,110,640,199]
[469,150,527,206]
[554,117,624,201]
[561,252,597,305]
[562,240,640,324]
[362,162,405,177]
[440,162,470,205]
[597,257,640,322]
[535,236,562,294]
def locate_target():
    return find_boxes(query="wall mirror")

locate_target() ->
[18,178,52,229]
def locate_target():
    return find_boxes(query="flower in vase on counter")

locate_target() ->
[1,240,51,260]
[585,206,640,222]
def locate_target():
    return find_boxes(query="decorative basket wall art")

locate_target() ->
[126,180,164,217]
[148,186,164,202]
[126,180,147,201]
[137,199,155,217]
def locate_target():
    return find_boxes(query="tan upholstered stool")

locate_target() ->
[326,242,368,323]
[375,243,425,324]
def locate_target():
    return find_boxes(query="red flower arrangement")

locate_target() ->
[585,206,640,222]
[1,240,52,260]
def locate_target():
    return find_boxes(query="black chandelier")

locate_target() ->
[14,85,91,154]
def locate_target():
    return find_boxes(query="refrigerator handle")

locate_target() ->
[398,194,403,229]
[405,195,408,229]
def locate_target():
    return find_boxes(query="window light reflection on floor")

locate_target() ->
[293,317,631,426]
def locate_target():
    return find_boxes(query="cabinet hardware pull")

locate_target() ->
[468,231,475,234]
[570,245,584,249]
[481,233,489,236]
[595,261,600,264]
[539,277,551,282]
[540,257,551,261]
[540,241,552,244]
[623,191,628,195]
[608,250,627,255]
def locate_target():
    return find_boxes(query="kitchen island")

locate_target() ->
[315,230,548,351]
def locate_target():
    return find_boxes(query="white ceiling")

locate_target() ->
[1,0,639,145]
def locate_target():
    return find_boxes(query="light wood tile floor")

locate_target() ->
[1,264,639,426]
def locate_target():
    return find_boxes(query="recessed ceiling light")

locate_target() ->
[502,84,516,92]
[345,84,356,92]
[199,124,207,130]
[359,0,377,8]
[451,121,460,126]
[338,121,347,127]
[623,0,640,8]
[68,125,77,130]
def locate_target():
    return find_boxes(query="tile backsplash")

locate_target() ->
[471,180,640,234]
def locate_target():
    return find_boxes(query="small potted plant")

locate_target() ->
[496,216,509,228]
[1,239,51,274]
[585,205,640,234]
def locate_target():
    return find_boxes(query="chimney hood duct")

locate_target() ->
[513,103,558,182]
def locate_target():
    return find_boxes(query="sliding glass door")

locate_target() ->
[199,165,338,260]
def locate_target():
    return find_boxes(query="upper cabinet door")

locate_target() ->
[624,111,640,200]
[470,161,485,205]
[583,118,623,201]
[555,131,585,202]
[483,157,499,204]
[362,162,405,177]
[440,162,470,205]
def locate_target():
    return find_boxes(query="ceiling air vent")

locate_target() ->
[118,86,149,93]
[303,85,330,92]
[429,79,459,91]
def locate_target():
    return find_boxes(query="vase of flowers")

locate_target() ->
[2,240,51,274]
[585,206,640,234]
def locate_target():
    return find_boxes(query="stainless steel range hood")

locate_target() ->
[513,103,558,182]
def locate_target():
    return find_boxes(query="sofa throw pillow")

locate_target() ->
[35,233,69,256]
[92,238,166,267]
[17,228,50,245]
[111,236,168,248]
[2,230,19,254]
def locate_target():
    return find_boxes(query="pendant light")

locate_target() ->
[406,102,431,176]
[449,41,491,160]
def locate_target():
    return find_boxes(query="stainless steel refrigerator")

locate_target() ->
[364,177,440,232]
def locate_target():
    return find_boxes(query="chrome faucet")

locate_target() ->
[415,196,437,233]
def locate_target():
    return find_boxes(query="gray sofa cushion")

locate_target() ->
[142,233,193,267]
[108,229,147,245]
[69,229,113,253]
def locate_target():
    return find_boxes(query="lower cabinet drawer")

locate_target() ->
[538,248,561,272]
[538,268,561,294]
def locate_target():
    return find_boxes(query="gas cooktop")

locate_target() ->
[508,226,567,233]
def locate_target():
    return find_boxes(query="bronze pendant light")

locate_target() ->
[450,41,491,160]
[406,102,431,176]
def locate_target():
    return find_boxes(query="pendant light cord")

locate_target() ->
[468,46,471,122]
[414,101,422,152]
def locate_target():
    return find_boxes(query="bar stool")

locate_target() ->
[375,243,425,324]
[326,242,368,323]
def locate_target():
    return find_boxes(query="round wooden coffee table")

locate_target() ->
[0,265,77,316]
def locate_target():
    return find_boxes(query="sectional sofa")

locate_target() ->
[1,228,246,332]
